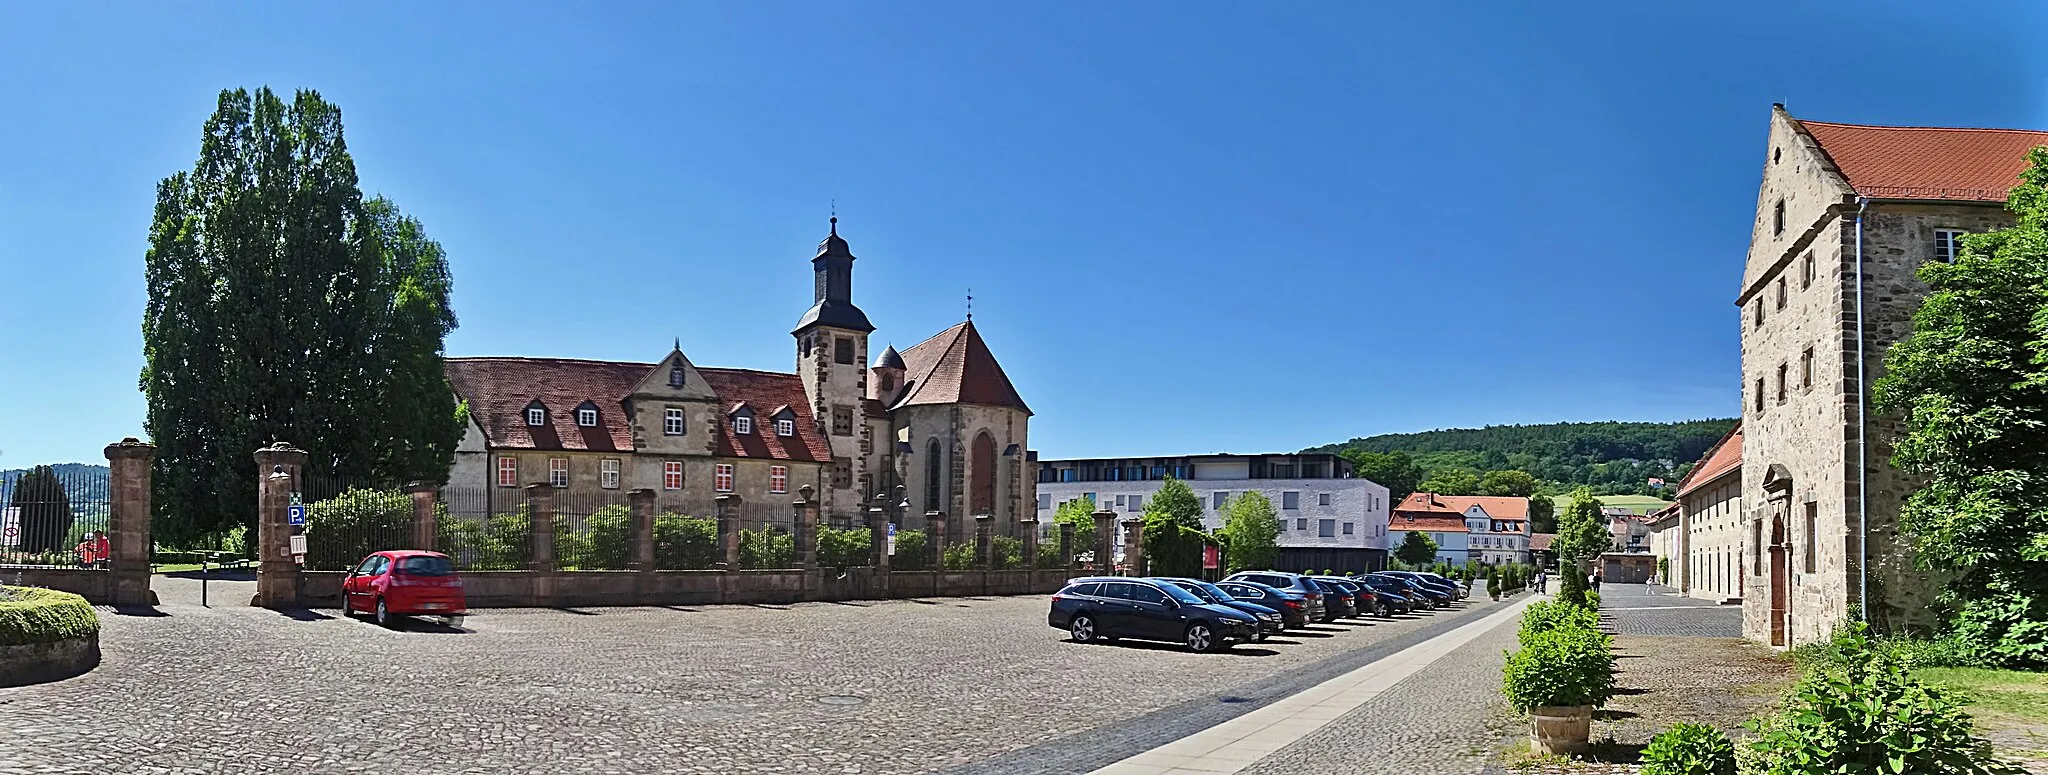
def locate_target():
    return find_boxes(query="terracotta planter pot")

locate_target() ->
[1529,705,1592,755]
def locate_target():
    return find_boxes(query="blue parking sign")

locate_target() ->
[288,505,306,526]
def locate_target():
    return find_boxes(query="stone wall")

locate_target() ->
[296,567,1071,609]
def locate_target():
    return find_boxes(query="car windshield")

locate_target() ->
[396,555,454,576]
[1193,581,1235,601]
[1158,583,1206,605]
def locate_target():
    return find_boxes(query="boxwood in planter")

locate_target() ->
[0,586,99,647]
[1501,625,1617,712]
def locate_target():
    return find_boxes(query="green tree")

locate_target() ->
[1052,496,1098,555]
[1875,147,2048,659]
[1528,493,1558,534]
[1479,469,1538,497]
[1552,487,1610,574]
[1141,512,1210,577]
[1217,491,1280,573]
[1417,467,1481,496]
[1394,530,1439,567]
[141,87,463,547]
[9,466,74,554]
[1343,450,1424,503]
[1148,476,1206,531]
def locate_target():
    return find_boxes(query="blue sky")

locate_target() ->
[3,2,2045,467]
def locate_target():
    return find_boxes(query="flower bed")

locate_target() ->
[0,585,101,686]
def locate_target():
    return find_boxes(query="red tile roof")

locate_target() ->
[1392,492,1531,520]
[1675,422,1742,498]
[1390,514,1468,533]
[1799,119,2048,202]
[892,320,1031,414]
[1530,533,1555,552]
[445,358,832,462]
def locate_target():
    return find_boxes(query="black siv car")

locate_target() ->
[1225,571,1338,622]
[1154,577,1285,640]
[1048,577,1261,652]
[1370,573,1451,608]
[1214,580,1315,629]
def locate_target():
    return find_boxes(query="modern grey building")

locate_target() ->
[1034,453,1391,572]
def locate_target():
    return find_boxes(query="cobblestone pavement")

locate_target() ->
[0,578,1511,775]
[1597,583,1741,637]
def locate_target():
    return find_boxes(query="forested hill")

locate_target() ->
[1,463,111,504]
[1306,419,1737,497]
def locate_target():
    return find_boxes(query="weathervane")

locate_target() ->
[966,288,973,321]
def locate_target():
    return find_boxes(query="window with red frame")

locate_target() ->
[715,464,734,492]
[497,457,517,487]
[769,465,788,494]
[663,461,683,490]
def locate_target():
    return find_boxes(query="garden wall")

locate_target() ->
[2,568,110,603]
[295,568,1072,609]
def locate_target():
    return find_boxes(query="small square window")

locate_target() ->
[549,458,569,487]
[1317,519,1335,538]
[776,418,795,437]
[600,459,620,489]
[1282,491,1300,510]
[497,457,518,487]
[1318,492,1331,507]
[715,464,734,492]
[664,408,685,436]
[527,407,546,427]
[1129,495,1144,512]
[577,408,598,427]
[1296,518,1308,531]
[835,338,855,365]
[770,465,788,494]
[1935,229,1967,263]
[1037,494,1052,511]
[1212,491,1228,510]
[1342,522,1354,535]
[663,461,683,491]
[734,416,753,435]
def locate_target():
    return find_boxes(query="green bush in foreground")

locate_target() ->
[1502,625,1617,712]
[1641,722,1735,775]
[0,586,100,647]
[1519,599,1601,646]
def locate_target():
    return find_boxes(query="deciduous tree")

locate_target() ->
[1148,476,1206,531]
[1217,491,1279,573]
[1417,467,1481,496]
[1479,469,1539,498]
[1052,496,1098,556]
[9,466,73,554]
[1551,487,1610,573]
[1394,530,1439,567]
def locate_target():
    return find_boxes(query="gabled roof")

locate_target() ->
[1530,533,1555,552]
[1390,514,1468,533]
[890,320,1030,414]
[1675,422,1742,498]
[1797,118,2048,202]
[445,358,832,462]
[1391,492,1531,520]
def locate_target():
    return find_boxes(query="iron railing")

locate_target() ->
[0,465,112,568]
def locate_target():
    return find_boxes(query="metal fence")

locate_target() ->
[436,485,528,571]
[298,473,413,572]
[555,490,631,570]
[0,465,112,569]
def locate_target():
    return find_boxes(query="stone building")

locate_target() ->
[1389,493,1531,565]
[445,219,1036,539]
[1736,106,2048,646]
[1034,453,1391,572]
[1670,423,1743,604]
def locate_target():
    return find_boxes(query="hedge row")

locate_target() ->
[0,586,100,647]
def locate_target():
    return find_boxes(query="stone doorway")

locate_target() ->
[1769,515,1788,646]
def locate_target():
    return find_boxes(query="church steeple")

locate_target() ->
[793,217,875,334]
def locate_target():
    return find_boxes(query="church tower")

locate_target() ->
[793,217,874,517]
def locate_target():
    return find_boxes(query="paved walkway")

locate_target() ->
[1597,583,1742,637]
[1080,595,1538,775]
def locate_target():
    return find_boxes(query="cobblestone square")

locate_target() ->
[0,580,1510,775]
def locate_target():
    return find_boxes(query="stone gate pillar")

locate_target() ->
[1018,516,1041,570]
[1122,516,1146,577]
[104,438,157,607]
[404,481,437,552]
[1058,522,1075,569]
[252,442,307,608]
[1092,509,1118,574]
[795,485,819,575]
[716,495,740,569]
[627,488,656,573]
[525,483,557,606]
[927,511,948,570]
[974,513,994,569]
[868,499,891,577]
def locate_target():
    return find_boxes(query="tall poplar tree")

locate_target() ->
[142,87,462,545]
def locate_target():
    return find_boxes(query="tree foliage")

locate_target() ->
[1216,491,1279,573]
[1552,487,1610,571]
[1342,450,1424,504]
[1394,530,1439,567]
[1141,511,1212,577]
[142,87,463,547]
[1479,469,1539,497]
[1148,476,1206,531]
[1527,494,1557,534]
[1052,496,1098,555]
[8,466,73,554]
[1874,147,2048,664]
[1315,419,1735,497]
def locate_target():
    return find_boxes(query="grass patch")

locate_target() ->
[1549,494,1671,515]
[1916,667,2048,725]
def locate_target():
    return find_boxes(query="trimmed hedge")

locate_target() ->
[0,586,100,647]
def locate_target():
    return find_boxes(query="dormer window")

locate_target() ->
[776,418,794,437]
[526,405,547,427]
[669,367,685,388]
[735,416,753,435]
[575,402,600,428]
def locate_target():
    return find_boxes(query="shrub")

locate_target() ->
[1950,590,2048,668]
[557,505,631,570]
[653,514,717,569]
[1585,589,1601,609]
[1557,569,1590,608]
[991,535,1023,570]
[739,528,795,569]
[1487,571,1501,599]
[0,586,99,647]
[889,529,929,570]
[1036,539,1061,568]
[1502,626,1617,712]
[303,488,413,571]
[438,509,531,570]
[1752,624,2022,775]
[1641,722,1736,775]
[1520,600,1601,646]
[818,527,873,570]
[941,542,976,570]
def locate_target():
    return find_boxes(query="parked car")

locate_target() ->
[1385,571,1463,602]
[1412,571,1470,599]
[340,550,466,627]
[1224,571,1334,623]
[1354,575,1417,614]
[1213,579,1315,629]
[1369,573,1448,609]
[1048,577,1261,652]
[1312,576,1386,617]
[1154,578,1284,640]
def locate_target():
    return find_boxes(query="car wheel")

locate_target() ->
[1376,602,1391,618]
[1185,622,1217,653]
[337,593,353,618]
[443,614,465,629]
[1070,615,1098,644]
[374,597,393,628]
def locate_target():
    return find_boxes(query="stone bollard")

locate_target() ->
[252,442,307,608]
[1018,517,1041,570]
[1092,509,1118,575]
[1058,522,1075,569]
[627,488,656,573]
[105,438,157,607]
[715,494,740,570]
[404,481,438,552]
[974,514,994,569]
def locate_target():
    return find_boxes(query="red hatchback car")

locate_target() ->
[339,550,466,626]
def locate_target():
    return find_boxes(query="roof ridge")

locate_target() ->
[1800,119,2048,136]
[447,356,656,368]
[696,366,799,378]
